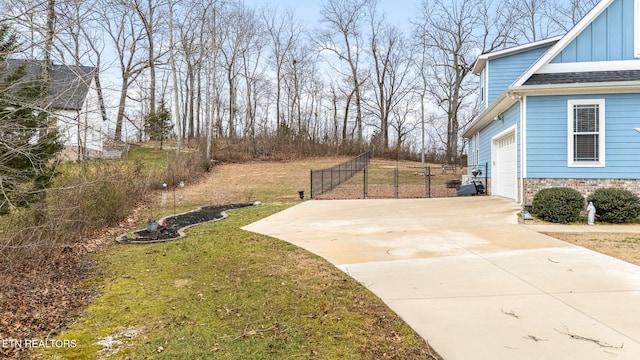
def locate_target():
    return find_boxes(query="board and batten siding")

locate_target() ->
[475,103,522,179]
[551,0,636,63]
[526,94,640,179]
[486,46,552,105]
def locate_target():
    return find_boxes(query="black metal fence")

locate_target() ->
[364,166,432,199]
[310,152,370,198]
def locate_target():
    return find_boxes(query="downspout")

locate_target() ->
[517,95,526,206]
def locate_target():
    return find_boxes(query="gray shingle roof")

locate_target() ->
[524,70,640,86]
[2,59,96,110]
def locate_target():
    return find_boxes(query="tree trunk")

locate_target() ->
[168,0,181,156]
[114,77,129,141]
[228,71,236,138]
[42,0,55,85]
[147,0,156,116]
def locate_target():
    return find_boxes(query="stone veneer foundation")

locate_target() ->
[523,178,640,205]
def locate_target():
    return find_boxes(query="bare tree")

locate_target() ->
[318,0,375,144]
[218,2,254,138]
[365,7,415,149]
[167,0,181,155]
[131,0,165,120]
[41,0,55,84]
[263,7,303,132]
[99,0,148,141]
[390,96,419,158]
[547,0,600,32]
[506,0,556,42]
[238,8,266,140]
[414,0,513,164]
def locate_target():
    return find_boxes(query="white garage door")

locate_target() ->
[492,131,517,200]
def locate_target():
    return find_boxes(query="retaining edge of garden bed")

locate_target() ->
[115,202,261,244]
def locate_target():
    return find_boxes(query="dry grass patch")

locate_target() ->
[544,232,640,266]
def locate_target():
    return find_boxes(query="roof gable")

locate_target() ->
[513,0,616,86]
[550,0,636,64]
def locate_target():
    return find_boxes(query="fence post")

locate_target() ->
[485,162,489,195]
[330,167,334,191]
[363,166,368,199]
[394,167,398,199]
[310,170,313,199]
[427,166,431,198]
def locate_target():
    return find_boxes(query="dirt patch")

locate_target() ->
[544,232,640,266]
[314,159,469,200]
[316,184,459,199]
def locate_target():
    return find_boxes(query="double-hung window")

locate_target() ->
[473,133,480,165]
[568,99,605,167]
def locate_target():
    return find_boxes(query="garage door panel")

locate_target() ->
[493,132,517,200]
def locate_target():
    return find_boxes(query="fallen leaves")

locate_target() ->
[0,244,99,358]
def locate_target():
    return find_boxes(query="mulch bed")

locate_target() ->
[121,203,255,243]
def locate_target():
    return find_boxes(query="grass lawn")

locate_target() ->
[38,202,438,359]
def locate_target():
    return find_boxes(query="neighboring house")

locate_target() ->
[463,0,640,204]
[3,59,106,160]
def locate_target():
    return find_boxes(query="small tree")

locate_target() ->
[144,101,173,149]
[0,25,63,215]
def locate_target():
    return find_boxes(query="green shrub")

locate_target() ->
[532,187,584,223]
[587,188,640,224]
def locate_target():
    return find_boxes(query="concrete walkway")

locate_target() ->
[243,197,640,360]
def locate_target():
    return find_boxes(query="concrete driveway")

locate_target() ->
[243,197,640,359]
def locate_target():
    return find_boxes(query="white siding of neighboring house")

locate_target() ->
[56,77,103,158]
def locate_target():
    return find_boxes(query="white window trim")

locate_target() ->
[567,99,606,167]
[636,0,640,58]
[473,133,480,165]
[481,63,490,109]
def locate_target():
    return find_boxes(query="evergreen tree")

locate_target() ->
[144,101,173,149]
[0,24,63,215]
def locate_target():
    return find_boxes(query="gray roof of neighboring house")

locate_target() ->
[2,59,96,110]
[524,70,640,86]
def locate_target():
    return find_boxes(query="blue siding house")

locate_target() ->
[463,0,640,204]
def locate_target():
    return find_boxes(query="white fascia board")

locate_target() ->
[515,81,640,95]
[472,56,489,75]
[538,60,640,73]
[472,36,563,75]
[513,0,614,87]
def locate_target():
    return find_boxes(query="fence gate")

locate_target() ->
[365,165,431,199]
